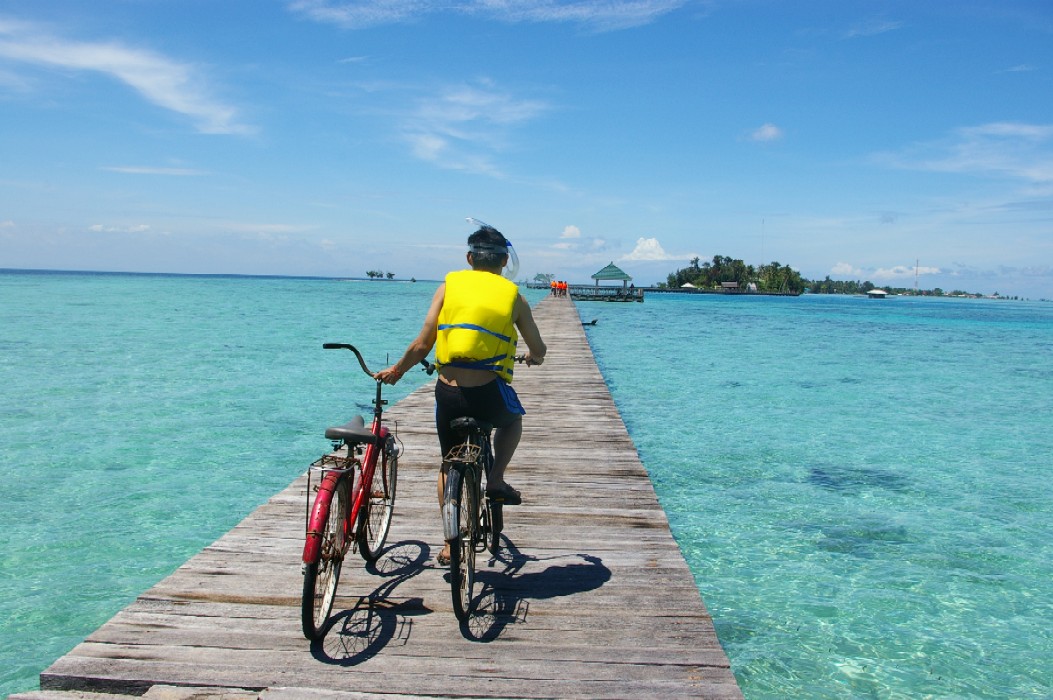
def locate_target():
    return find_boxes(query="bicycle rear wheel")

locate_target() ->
[358,438,398,562]
[302,474,349,640]
[448,466,478,622]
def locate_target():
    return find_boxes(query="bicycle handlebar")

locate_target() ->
[322,343,375,377]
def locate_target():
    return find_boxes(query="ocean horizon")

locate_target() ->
[2,269,1050,698]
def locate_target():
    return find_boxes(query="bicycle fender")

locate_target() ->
[302,472,340,564]
[442,467,462,542]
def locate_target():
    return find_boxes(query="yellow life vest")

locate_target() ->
[436,270,519,382]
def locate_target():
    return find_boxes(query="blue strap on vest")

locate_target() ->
[443,353,513,376]
[438,322,513,344]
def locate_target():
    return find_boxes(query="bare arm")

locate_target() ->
[374,284,445,384]
[513,294,547,366]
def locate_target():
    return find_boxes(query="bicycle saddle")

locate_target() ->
[325,415,378,445]
[449,416,493,435]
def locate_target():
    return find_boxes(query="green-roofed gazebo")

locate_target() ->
[591,262,633,288]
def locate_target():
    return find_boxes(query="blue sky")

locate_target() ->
[2,1,1051,296]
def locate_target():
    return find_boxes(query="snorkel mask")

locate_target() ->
[466,217,519,280]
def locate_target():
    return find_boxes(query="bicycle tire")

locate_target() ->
[302,474,349,640]
[357,437,398,562]
[448,466,478,622]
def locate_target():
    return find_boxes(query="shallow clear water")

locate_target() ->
[577,293,1053,699]
[0,271,456,695]
[2,272,1051,698]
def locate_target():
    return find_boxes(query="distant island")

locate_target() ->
[662,256,805,294]
[659,255,1016,299]
[805,277,1016,299]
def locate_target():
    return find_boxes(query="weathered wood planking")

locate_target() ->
[31,295,742,699]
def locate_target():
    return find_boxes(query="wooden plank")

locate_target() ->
[35,296,742,699]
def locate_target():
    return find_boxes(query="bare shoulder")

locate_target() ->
[513,292,533,320]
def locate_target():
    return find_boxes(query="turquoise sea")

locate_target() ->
[2,270,1051,698]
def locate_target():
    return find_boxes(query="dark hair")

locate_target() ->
[467,226,508,269]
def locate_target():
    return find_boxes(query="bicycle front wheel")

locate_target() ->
[448,466,478,622]
[302,474,349,640]
[358,438,398,562]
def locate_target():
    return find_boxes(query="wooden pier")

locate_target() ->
[20,296,741,699]
[568,285,644,302]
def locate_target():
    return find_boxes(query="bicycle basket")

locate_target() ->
[310,453,356,473]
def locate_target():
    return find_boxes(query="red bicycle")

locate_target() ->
[301,343,400,640]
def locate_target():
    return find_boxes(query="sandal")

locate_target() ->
[436,550,451,566]
[486,484,522,506]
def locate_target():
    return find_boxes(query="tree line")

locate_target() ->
[808,277,987,297]
[663,257,988,297]
[664,255,806,293]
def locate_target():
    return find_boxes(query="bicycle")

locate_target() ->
[300,343,399,640]
[440,356,528,622]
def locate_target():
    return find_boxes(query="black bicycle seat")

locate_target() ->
[325,415,378,445]
[449,416,493,435]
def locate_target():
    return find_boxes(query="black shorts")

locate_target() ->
[435,378,525,457]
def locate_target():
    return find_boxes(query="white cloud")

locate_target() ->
[402,81,549,175]
[0,19,250,134]
[222,223,316,236]
[0,219,14,228]
[873,264,941,280]
[843,19,903,39]
[0,64,30,90]
[418,83,547,126]
[877,121,1053,183]
[831,262,862,277]
[832,261,942,280]
[964,123,1053,140]
[102,166,207,176]
[408,133,447,162]
[552,231,608,256]
[621,237,679,261]
[289,0,689,31]
[750,123,783,142]
[89,223,151,234]
[287,0,424,28]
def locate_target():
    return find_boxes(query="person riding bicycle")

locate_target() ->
[374,222,546,565]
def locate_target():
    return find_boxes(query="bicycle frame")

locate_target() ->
[302,345,391,566]
[302,392,390,565]
[439,359,538,621]
[442,418,506,622]
[301,342,413,640]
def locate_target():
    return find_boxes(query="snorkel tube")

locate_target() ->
[466,217,519,280]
